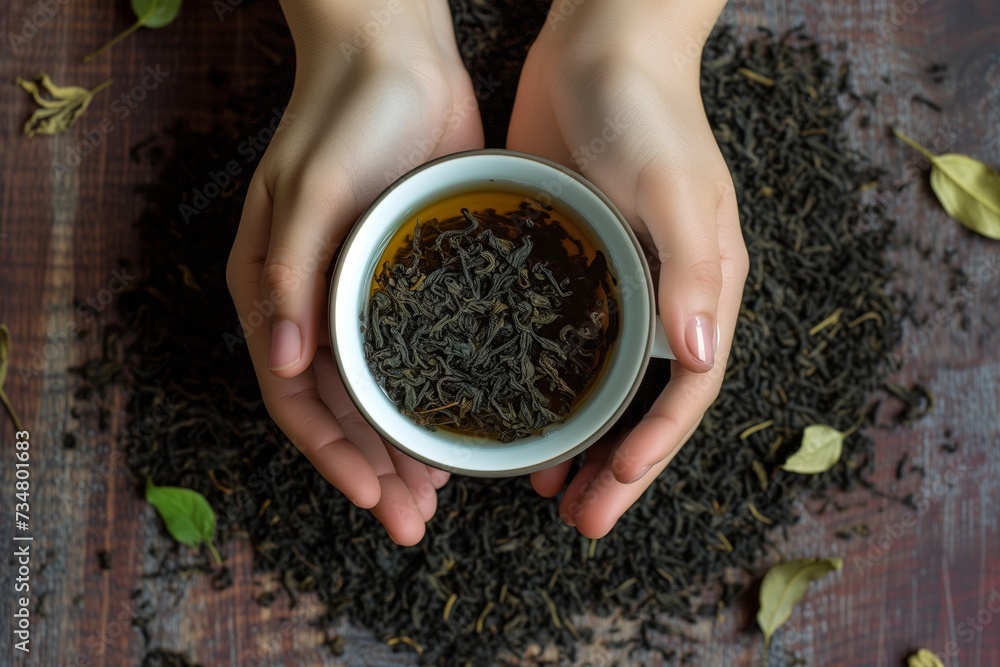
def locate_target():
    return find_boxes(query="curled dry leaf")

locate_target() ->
[757,557,843,661]
[145,478,222,564]
[780,424,845,474]
[894,129,1000,240]
[16,74,112,137]
[907,648,945,667]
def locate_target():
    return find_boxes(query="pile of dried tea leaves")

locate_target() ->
[365,206,614,441]
[77,2,907,664]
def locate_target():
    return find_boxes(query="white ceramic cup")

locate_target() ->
[330,150,673,477]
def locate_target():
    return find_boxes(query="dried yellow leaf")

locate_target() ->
[757,557,842,662]
[907,648,945,667]
[894,129,1000,240]
[15,73,112,137]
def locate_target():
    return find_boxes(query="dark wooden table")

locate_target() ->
[2,1,998,665]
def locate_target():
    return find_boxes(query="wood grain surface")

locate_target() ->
[1,0,998,666]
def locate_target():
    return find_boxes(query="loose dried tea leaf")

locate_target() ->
[907,648,945,667]
[893,129,1000,240]
[83,0,183,62]
[145,478,221,564]
[780,424,846,474]
[757,557,843,660]
[15,74,112,137]
[364,205,614,441]
[0,324,24,432]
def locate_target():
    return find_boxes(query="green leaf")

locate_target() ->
[83,0,183,62]
[145,478,222,564]
[780,424,845,474]
[757,557,843,657]
[131,0,183,28]
[0,324,24,432]
[907,648,945,667]
[894,129,1000,240]
[16,74,113,137]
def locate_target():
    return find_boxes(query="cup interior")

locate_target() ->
[331,150,654,476]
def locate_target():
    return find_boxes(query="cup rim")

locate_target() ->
[329,149,654,477]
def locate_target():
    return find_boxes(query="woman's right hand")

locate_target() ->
[226,0,484,545]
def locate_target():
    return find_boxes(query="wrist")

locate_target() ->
[542,0,726,82]
[281,0,460,70]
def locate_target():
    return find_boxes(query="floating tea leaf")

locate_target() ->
[15,74,112,137]
[780,424,846,474]
[893,129,1000,240]
[907,648,945,667]
[83,0,184,62]
[0,324,24,432]
[145,478,222,564]
[757,557,843,658]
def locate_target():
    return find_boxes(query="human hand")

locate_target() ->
[227,0,484,545]
[507,0,749,538]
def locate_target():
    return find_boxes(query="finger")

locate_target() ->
[228,174,381,508]
[611,188,746,485]
[637,163,727,374]
[506,47,574,166]
[426,466,451,489]
[371,473,427,546]
[609,366,720,484]
[561,438,674,539]
[387,445,440,522]
[261,168,350,378]
[313,351,426,543]
[530,459,573,498]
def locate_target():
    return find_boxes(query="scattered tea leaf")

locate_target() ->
[893,129,1000,240]
[757,557,843,659]
[907,648,945,667]
[0,324,25,432]
[145,478,222,564]
[83,0,183,62]
[15,74,112,137]
[780,424,845,474]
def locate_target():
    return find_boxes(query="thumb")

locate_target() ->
[261,172,352,378]
[637,166,725,372]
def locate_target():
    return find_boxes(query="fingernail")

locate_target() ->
[685,315,715,367]
[269,320,301,371]
[629,464,651,484]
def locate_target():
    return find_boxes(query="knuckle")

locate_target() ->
[260,260,301,301]
[688,257,724,294]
